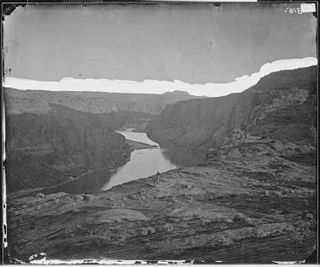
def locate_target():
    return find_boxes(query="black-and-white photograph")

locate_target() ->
[2,1,318,264]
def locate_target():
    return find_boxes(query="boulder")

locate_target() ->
[82,194,94,202]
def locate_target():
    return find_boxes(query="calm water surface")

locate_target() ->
[102,129,178,190]
[44,129,202,194]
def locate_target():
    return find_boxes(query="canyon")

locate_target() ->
[4,90,199,192]
[5,66,317,263]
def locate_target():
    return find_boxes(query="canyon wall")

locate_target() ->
[147,66,317,150]
[5,104,132,192]
[4,89,199,191]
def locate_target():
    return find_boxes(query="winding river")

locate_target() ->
[43,129,202,195]
[102,129,178,190]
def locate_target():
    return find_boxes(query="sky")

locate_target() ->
[3,3,317,96]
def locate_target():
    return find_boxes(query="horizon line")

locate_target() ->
[3,57,317,98]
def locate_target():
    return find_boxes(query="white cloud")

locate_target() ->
[3,57,317,98]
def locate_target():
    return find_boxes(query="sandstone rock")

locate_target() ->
[141,226,156,236]
[36,193,45,198]
[75,195,84,201]
[230,129,247,143]
[46,192,68,200]
[83,194,94,202]
[271,140,285,151]
[296,145,314,154]
[305,213,314,220]
[227,148,242,159]
[7,135,316,262]
[212,126,229,147]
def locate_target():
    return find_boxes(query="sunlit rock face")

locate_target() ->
[147,66,317,150]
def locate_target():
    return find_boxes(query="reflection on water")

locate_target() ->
[42,168,116,195]
[162,146,204,167]
[44,129,202,194]
[102,129,178,190]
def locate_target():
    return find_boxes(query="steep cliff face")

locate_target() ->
[147,94,239,148]
[5,104,132,192]
[4,89,200,192]
[147,66,317,149]
[4,89,201,115]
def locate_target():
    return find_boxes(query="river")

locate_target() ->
[102,129,179,190]
[43,129,202,194]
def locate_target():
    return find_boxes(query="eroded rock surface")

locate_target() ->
[7,140,316,263]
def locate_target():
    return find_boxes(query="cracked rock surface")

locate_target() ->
[7,140,316,263]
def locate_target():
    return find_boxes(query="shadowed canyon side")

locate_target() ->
[147,66,317,150]
[6,66,317,263]
[4,90,199,192]
[5,104,132,192]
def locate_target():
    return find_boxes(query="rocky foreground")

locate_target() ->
[7,136,316,263]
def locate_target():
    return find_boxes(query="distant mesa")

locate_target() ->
[3,87,201,115]
[162,90,191,95]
